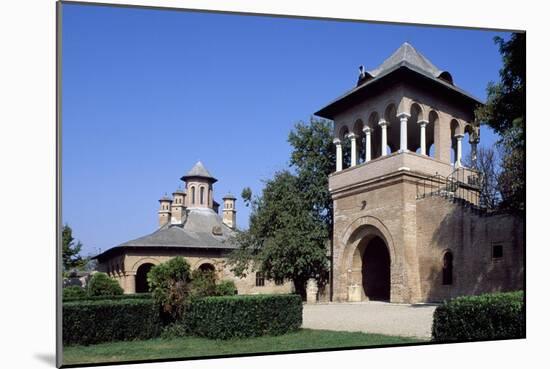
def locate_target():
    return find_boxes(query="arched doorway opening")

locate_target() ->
[198,263,215,273]
[359,236,391,301]
[135,263,155,293]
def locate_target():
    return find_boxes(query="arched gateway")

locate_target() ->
[344,223,394,302]
[135,263,155,293]
[360,236,391,301]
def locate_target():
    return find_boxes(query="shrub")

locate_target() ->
[215,280,237,296]
[148,257,191,321]
[189,269,217,299]
[63,292,152,302]
[63,298,161,345]
[432,291,525,342]
[63,285,87,300]
[87,272,123,297]
[160,322,188,339]
[185,294,302,339]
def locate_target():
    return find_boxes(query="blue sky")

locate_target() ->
[61,3,509,256]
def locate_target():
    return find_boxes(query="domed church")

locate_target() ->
[93,161,292,295]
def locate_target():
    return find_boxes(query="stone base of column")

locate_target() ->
[306,278,318,304]
[348,284,362,302]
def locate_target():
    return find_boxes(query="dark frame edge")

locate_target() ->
[54,2,527,367]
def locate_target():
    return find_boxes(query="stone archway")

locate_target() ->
[350,233,391,301]
[135,263,154,293]
[360,236,391,301]
[340,217,396,302]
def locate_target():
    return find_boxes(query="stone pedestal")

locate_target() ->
[348,284,362,302]
[306,278,318,304]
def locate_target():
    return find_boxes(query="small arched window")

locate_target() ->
[200,187,205,205]
[442,252,453,285]
[191,186,196,205]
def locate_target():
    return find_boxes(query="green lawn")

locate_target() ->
[63,329,424,365]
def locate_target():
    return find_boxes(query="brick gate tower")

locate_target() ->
[315,43,524,303]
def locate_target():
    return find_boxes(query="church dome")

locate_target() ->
[180,161,218,183]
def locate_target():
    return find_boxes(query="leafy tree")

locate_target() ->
[229,171,329,299]
[229,118,334,299]
[62,224,85,271]
[148,257,191,321]
[475,33,525,212]
[87,272,124,297]
[287,117,335,229]
[241,187,252,207]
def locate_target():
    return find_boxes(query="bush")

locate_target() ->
[63,298,161,345]
[215,280,237,296]
[63,292,152,302]
[189,270,237,298]
[189,269,217,299]
[148,257,191,321]
[87,272,123,297]
[432,291,525,342]
[185,294,302,339]
[160,322,188,339]
[63,285,87,300]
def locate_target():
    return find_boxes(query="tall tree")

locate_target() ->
[465,146,501,210]
[228,171,329,298]
[475,33,525,212]
[287,117,335,230]
[229,118,336,298]
[62,224,85,271]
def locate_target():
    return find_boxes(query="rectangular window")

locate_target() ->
[255,272,265,287]
[492,244,503,259]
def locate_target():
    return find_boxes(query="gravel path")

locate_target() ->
[302,302,437,339]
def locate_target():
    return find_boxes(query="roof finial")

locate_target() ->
[359,65,365,78]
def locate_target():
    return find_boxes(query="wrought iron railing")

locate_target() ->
[416,167,484,210]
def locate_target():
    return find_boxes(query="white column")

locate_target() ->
[470,138,479,168]
[398,112,410,152]
[363,126,372,162]
[379,119,388,156]
[455,134,464,167]
[418,119,428,155]
[348,133,357,167]
[334,138,342,172]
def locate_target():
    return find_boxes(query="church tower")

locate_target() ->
[222,193,237,229]
[158,194,172,227]
[181,161,217,209]
[315,42,483,304]
[170,188,187,224]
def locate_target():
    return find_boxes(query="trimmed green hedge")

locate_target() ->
[63,298,161,345]
[63,292,152,302]
[62,286,87,300]
[432,291,525,342]
[63,294,302,344]
[184,294,302,339]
